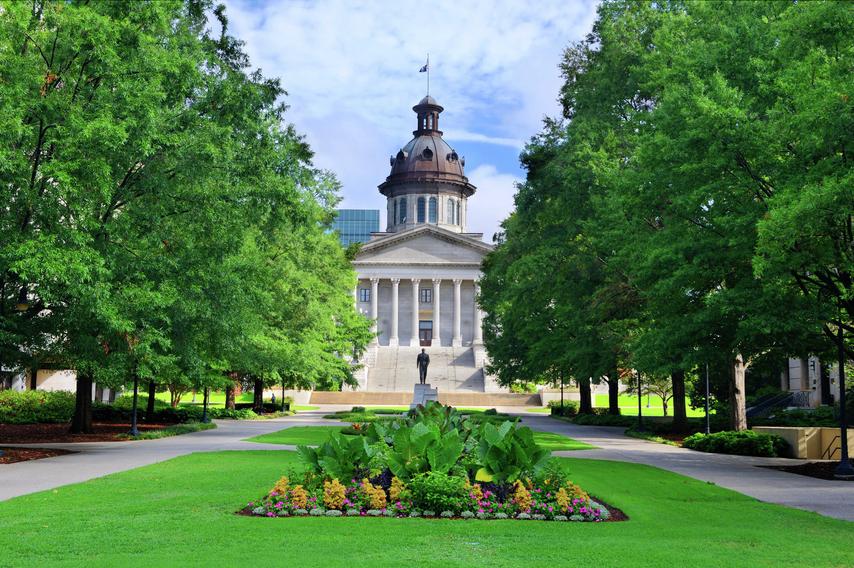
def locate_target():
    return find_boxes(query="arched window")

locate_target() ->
[446,198,455,225]
[399,197,407,224]
[417,197,426,223]
[428,197,438,223]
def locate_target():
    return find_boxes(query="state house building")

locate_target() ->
[352,96,501,393]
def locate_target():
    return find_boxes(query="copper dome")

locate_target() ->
[379,96,475,198]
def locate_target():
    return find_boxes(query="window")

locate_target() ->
[399,197,407,224]
[446,198,455,225]
[428,197,437,223]
[359,288,370,303]
[417,197,426,223]
[457,200,461,226]
[420,288,432,303]
[393,200,398,225]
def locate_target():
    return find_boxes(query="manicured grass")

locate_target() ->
[248,425,594,453]
[117,421,216,440]
[526,407,551,413]
[293,405,320,411]
[246,426,348,445]
[531,431,595,451]
[594,394,707,418]
[0,451,851,567]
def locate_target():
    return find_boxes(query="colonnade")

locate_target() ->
[355,277,483,348]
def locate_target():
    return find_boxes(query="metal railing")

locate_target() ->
[821,435,840,460]
[746,391,794,419]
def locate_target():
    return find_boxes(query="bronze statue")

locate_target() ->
[416,348,430,385]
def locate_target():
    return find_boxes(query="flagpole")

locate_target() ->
[427,53,430,96]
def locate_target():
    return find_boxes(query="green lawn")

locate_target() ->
[526,407,551,413]
[0,451,850,567]
[594,394,707,418]
[245,425,594,452]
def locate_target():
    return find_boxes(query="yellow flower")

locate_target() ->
[362,478,387,510]
[471,483,484,502]
[565,481,589,502]
[290,485,308,509]
[555,487,570,510]
[513,480,531,511]
[389,477,406,502]
[323,479,347,510]
[270,476,289,496]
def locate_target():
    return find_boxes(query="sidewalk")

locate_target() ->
[519,413,854,521]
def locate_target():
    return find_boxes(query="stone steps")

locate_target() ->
[309,391,540,406]
[367,346,485,392]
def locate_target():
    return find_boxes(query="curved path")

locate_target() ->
[1,407,853,521]
[516,413,854,521]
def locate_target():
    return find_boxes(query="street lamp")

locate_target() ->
[705,363,711,435]
[201,386,210,423]
[636,370,644,432]
[834,320,854,480]
[128,373,140,437]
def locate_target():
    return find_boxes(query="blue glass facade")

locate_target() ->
[332,209,380,246]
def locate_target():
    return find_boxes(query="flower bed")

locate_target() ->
[242,402,615,522]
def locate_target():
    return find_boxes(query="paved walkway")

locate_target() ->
[2,407,853,522]
[518,413,854,521]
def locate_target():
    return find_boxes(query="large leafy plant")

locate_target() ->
[297,433,374,480]
[475,420,550,483]
[386,422,464,480]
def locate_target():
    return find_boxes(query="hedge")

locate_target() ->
[0,390,75,424]
[683,430,789,457]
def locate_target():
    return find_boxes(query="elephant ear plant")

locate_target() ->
[475,420,550,483]
[386,422,464,480]
[297,433,374,481]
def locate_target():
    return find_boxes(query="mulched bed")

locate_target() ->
[0,421,177,444]
[761,461,854,481]
[0,446,74,464]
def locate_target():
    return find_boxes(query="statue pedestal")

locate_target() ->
[411,383,439,409]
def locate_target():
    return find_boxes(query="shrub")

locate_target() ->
[409,471,469,513]
[570,413,635,427]
[683,430,789,457]
[0,390,75,423]
[548,400,578,417]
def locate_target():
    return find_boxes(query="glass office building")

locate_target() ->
[332,209,380,246]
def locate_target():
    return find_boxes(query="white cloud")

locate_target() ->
[466,165,521,242]
[222,0,598,235]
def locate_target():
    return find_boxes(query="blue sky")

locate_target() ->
[222,0,600,240]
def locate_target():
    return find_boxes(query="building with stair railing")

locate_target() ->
[350,95,503,395]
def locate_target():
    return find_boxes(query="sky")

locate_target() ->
[222,0,600,241]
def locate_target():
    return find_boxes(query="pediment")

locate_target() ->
[354,226,492,266]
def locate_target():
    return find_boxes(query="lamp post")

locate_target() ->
[636,370,644,432]
[201,386,210,423]
[15,287,29,312]
[705,363,711,435]
[129,373,140,437]
[834,321,854,480]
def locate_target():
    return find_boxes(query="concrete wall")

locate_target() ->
[36,369,77,392]
[753,426,854,459]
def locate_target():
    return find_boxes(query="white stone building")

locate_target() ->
[351,96,500,393]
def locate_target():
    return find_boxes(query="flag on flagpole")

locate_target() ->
[419,62,428,73]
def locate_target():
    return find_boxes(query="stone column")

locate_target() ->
[432,278,442,347]
[473,280,483,345]
[370,277,379,344]
[389,278,400,347]
[410,278,421,347]
[780,360,790,391]
[452,279,462,347]
[799,358,810,391]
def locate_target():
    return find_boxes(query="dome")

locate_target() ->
[379,96,475,198]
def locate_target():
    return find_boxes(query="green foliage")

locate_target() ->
[548,400,579,416]
[475,420,550,483]
[683,431,789,457]
[0,390,75,424]
[386,422,464,480]
[408,471,469,513]
[118,422,216,440]
[297,433,373,481]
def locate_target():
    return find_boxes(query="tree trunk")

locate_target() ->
[730,355,748,431]
[69,372,94,434]
[225,383,236,410]
[146,380,156,418]
[579,377,593,414]
[253,377,264,413]
[671,370,687,431]
[607,373,620,415]
[662,397,669,417]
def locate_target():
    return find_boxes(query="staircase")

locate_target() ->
[367,346,485,392]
